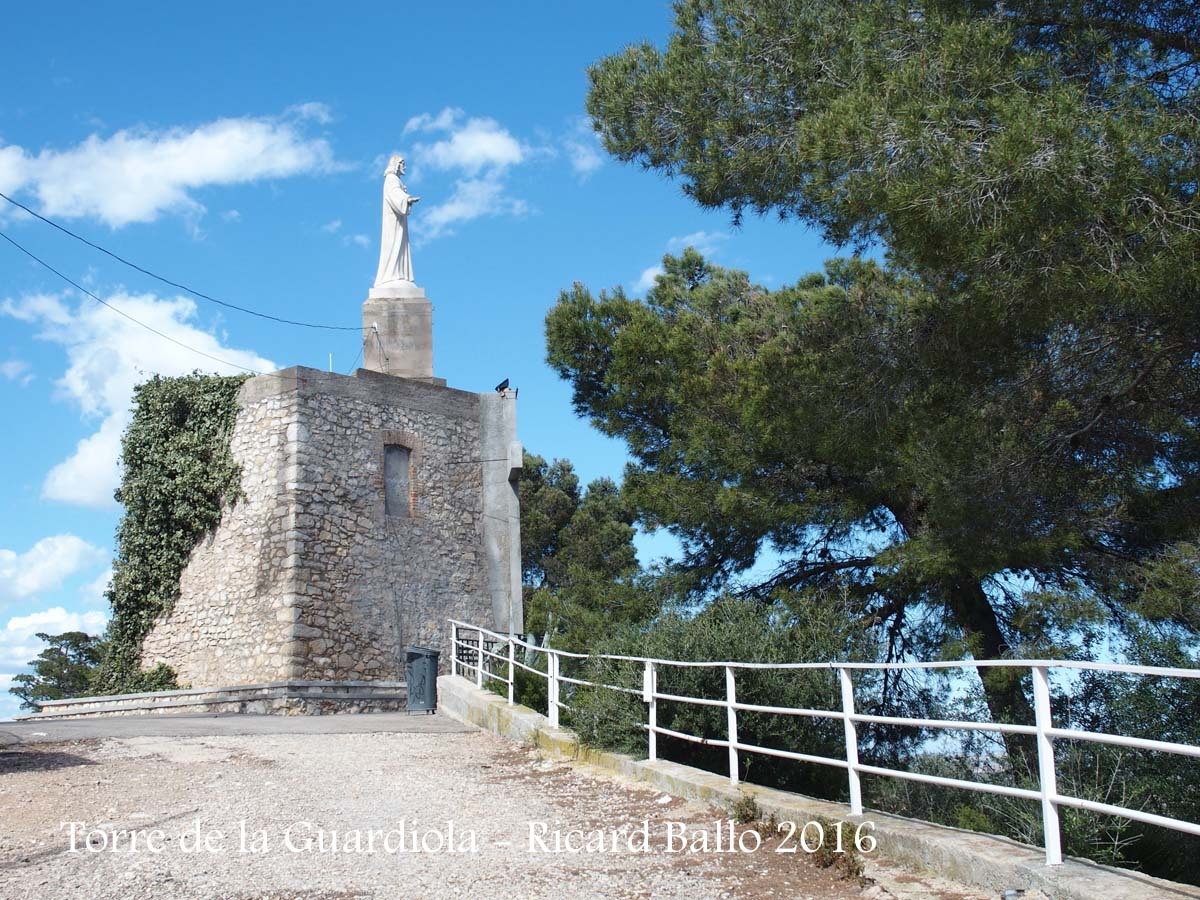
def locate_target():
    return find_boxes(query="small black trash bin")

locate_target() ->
[405,646,440,714]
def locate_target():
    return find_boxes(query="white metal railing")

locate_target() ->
[447,618,1200,865]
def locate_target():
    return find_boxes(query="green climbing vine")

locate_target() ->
[93,372,249,694]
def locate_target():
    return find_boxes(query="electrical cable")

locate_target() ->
[2,236,525,480]
[2,216,516,414]
[0,228,264,375]
[345,329,366,374]
[372,325,389,370]
[0,190,361,331]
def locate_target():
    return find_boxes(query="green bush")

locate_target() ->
[862,632,1200,884]
[93,372,247,694]
[566,591,901,800]
[556,592,1200,884]
[480,641,550,711]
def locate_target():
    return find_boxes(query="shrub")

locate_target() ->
[566,591,900,801]
[93,372,247,694]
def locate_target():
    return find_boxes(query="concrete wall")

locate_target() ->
[479,391,523,636]
[141,365,520,688]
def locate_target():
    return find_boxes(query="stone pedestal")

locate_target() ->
[363,282,434,379]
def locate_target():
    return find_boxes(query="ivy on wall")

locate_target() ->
[93,372,249,694]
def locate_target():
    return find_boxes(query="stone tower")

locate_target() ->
[139,273,523,698]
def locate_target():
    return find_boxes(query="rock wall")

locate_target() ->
[141,366,515,688]
[139,380,299,685]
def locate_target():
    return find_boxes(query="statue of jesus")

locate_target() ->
[373,154,421,286]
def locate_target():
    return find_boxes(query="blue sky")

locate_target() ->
[0,2,839,718]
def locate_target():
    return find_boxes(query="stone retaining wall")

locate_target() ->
[20,681,409,719]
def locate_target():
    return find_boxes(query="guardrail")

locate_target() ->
[448,618,1200,865]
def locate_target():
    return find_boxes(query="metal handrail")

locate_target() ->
[447,618,1200,864]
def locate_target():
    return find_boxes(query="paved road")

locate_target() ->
[0,712,470,745]
[0,714,986,900]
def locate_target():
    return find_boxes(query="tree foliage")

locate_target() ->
[568,591,916,799]
[565,0,1200,758]
[93,372,247,694]
[8,632,103,711]
[1061,629,1200,879]
[520,451,653,652]
[556,2,1200,873]
[588,0,1198,318]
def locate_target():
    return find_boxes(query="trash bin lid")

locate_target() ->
[405,645,440,657]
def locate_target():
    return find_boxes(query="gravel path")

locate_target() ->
[0,729,985,899]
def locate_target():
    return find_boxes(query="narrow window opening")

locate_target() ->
[384,444,411,518]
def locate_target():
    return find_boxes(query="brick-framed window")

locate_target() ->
[379,429,422,520]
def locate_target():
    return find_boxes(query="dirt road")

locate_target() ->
[0,723,982,899]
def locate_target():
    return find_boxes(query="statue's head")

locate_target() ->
[385,153,405,176]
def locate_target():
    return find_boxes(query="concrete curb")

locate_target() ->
[18,681,409,719]
[438,674,1200,900]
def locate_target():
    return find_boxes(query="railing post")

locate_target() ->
[839,667,863,816]
[507,637,515,705]
[1032,665,1063,865]
[726,666,740,785]
[547,650,560,729]
[450,622,458,677]
[475,631,484,689]
[644,661,657,762]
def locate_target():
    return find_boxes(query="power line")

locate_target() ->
[345,329,366,374]
[372,324,389,371]
[5,229,523,469]
[0,190,361,332]
[0,228,264,375]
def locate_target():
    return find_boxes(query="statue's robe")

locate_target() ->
[374,172,414,285]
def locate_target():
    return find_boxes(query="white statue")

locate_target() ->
[373,154,421,287]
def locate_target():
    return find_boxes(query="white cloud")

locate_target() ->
[0,110,340,228]
[423,177,528,239]
[0,535,106,602]
[1,291,69,326]
[2,289,275,508]
[563,118,604,178]
[633,265,665,293]
[43,416,126,507]
[0,606,108,670]
[221,209,241,222]
[405,109,525,175]
[286,101,334,125]
[0,358,33,385]
[667,230,729,257]
[0,144,29,195]
[400,107,533,239]
[403,108,462,135]
[324,217,368,249]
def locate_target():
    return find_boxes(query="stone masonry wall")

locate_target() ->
[141,366,499,687]
[140,379,300,686]
[285,367,491,681]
